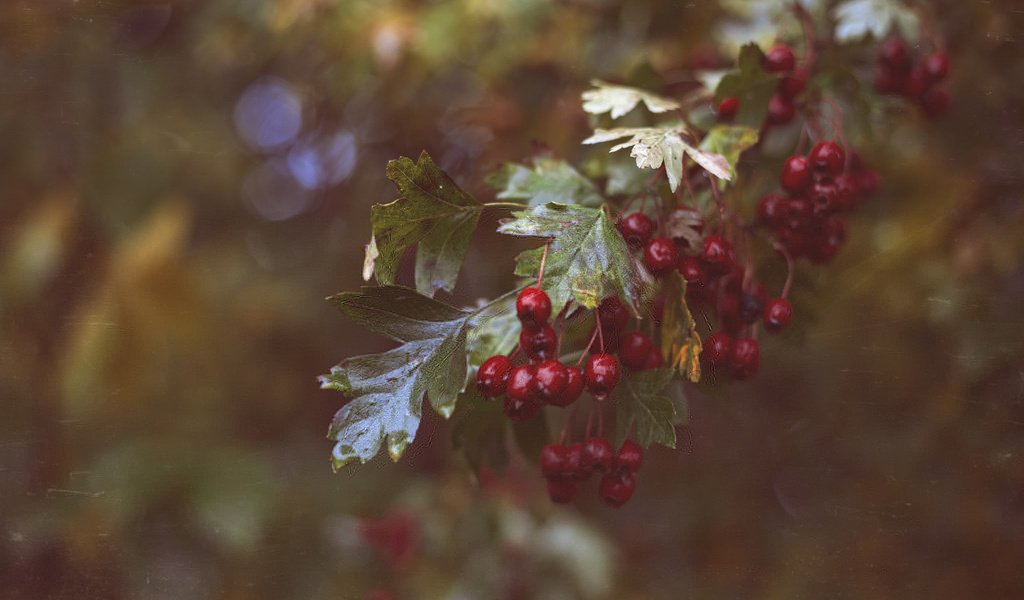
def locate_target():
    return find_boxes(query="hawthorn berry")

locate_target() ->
[565,442,588,481]
[873,67,905,94]
[584,353,621,399]
[729,337,760,380]
[716,96,739,120]
[516,287,551,326]
[677,255,706,287]
[809,141,845,175]
[920,88,950,118]
[599,470,636,508]
[757,193,786,227]
[644,238,678,275]
[549,365,584,407]
[506,364,536,403]
[739,293,764,325]
[581,436,614,473]
[702,235,735,277]
[476,355,513,397]
[763,45,796,73]
[702,332,734,372]
[597,296,630,332]
[879,38,911,71]
[781,155,812,193]
[503,393,541,421]
[540,443,569,479]
[778,75,806,98]
[520,323,557,361]
[617,212,655,248]
[616,439,644,472]
[923,52,949,82]
[619,331,654,370]
[547,479,577,503]
[767,93,796,125]
[533,359,569,402]
[643,347,663,370]
[763,298,793,332]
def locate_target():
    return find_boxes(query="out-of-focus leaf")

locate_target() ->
[511,411,550,466]
[581,80,680,119]
[604,156,653,196]
[660,272,702,382]
[664,208,704,251]
[714,42,777,128]
[613,367,677,448]
[368,151,483,296]
[319,286,472,469]
[698,125,760,182]
[466,294,519,374]
[487,158,603,207]
[833,0,919,43]
[497,203,653,316]
[450,388,508,475]
[1,193,76,304]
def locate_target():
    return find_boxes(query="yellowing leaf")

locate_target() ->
[660,272,702,382]
[581,80,680,119]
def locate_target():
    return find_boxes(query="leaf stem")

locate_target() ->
[537,242,550,288]
[483,201,529,210]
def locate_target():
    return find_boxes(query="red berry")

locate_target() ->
[520,323,557,362]
[763,298,793,332]
[599,470,636,508]
[476,355,513,397]
[565,442,588,481]
[809,141,845,175]
[778,75,806,98]
[781,155,812,193]
[763,45,796,73]
[616,439,644,472]
[503,393,541,421]
[703,332,734,372]
[547,479,577,503]
[643,347,662,370]
[506,365,536,402]
[516,287,551,325]
[729,338,760,380]
[920,88,949,118]
[702,234,735,277]
[903,65,929,98]
[923,52,949,82]
[581,436,614,473]
[716,96,739,120]
[873,66,906,95]
[878,38,911,71]
[644,238,678,275]
[677,255,706,287]
[766,92,795,125]
[757,193,786,227]
[810,179,839,216]
[533,359,568,402]
[550,365,583,407]
[597,296,630,332]
[540,443,569,479]
[619,331,653,370]
[584,353,621,399]
[617,212,655,248]
[739,293,763,325]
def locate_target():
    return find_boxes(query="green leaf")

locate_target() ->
[488,158,604,207]
[659,272,702,382]
[581,80,680,119]
[698,125,760,183]
[497,203,654,316]
[604,156,653,196]
[613,368,678,448]
[450,388,508,475]
[833,0,920,43]
[511,413,551,466]
[367,151,483,296]
[466,294,520,373]
[318,286,472,470]
[714,43,777,128]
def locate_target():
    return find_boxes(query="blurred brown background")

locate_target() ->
[1,0,1023,598]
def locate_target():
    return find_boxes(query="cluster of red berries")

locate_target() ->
[715,44,806,127]
[476,287,625,420]
[757,141,878,264]
[873,38,950,118]
[541,438,643,507]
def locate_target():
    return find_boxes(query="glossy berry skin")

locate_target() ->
[923,52,949,82]
[766,93,795,125]
[616,439,644,472]
[533,359,568,402]
[565,443,589,481]
[540,443,569,479]
[778,75,806,98]
[781,155,812,193]
[702,235,735,277]
[584,353,621,399]
[506,365,536,403]
[617,212,655,248]
[809,141,845,175]
[644,238,678,275]
[763,45,796,73]
[581,437,614,473]
[520,323,557,362]
[547,479,577,504]
[599,470,636,508]
[476,355,513,397]
[763,298,793,332]
[503,392,541,421]
[677,256,705,287]
[702,332,734,372]
[597,296,630,332]
[516,287,551,326]
[550,365,584,407]
[619,331,654,370]
[716,96,739,120]
[729,337,760,380]
[757,193,786,227]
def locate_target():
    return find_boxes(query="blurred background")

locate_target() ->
[1,0,1023,598]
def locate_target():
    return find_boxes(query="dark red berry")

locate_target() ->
[920,88,950,118]
[617,212,655,248]
[506,365,536,402]
[516,287,551,325]
[757,193,786,227]
[703,332,734,372]
[878,38,910,71]
[781,155,812,193]
[534,359,569,402]
[739,293,763,325]
[763,45,796,73]
[597,297,630,332]
[599,470,636,508]
[763,298,793,332]
[619,331,654,370]
[643,347,662,370]
[540,443,569,479]
[766,93,795,125]
[503,393,541,421]
[810,179,838,216]
[903,65,929,98]
[702,234,735,277]
[520,323,557,362]
[476,355,513,397]
[584,353,621,399]
[677,256,706,287]
[565,443,588,481]
[581,437,614,473]
[729,337,760,380]
[644,238,678,275]
[809,141,845,175]
[778,75,806,98]
[616,439,644,472]
[873,66,905,94]
[547,479,577,503]
[923,52,949,82]
[716,96,739,120]
[550,365,583,407]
